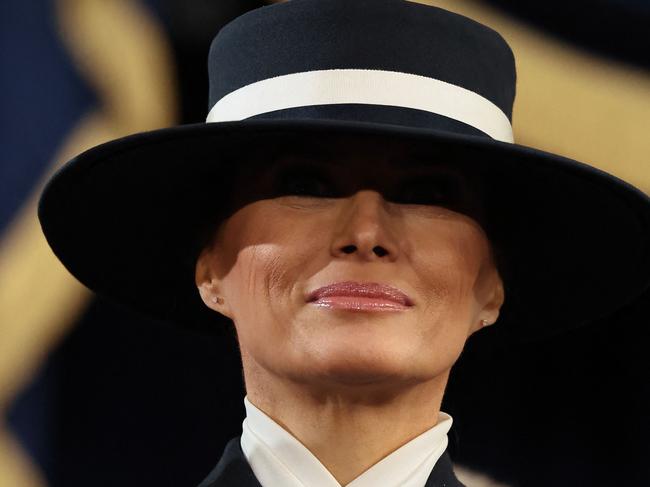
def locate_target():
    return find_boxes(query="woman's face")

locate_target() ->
[196,136,504,388]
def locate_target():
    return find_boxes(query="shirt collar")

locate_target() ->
[240,395,453,487]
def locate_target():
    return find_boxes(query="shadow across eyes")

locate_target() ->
[268,158,471,211]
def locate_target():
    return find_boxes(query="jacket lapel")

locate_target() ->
[197,437,262,487]
[424,451,466,487]
[197,436,465,487]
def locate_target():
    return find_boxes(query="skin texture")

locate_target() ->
[195,135,505,485]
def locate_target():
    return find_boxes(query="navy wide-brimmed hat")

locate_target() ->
[38,0,650,344]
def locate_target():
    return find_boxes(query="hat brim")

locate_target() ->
[38,118,650,344]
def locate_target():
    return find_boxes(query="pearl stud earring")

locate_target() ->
[481,319,490,327]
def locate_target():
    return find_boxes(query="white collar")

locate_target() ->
[240,395,453,487]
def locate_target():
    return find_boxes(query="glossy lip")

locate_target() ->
[306,281,414,309]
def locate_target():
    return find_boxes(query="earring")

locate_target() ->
[481,319,490,327]
[211,296,222,304]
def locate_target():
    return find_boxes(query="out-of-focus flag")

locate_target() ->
[0,0,176,484]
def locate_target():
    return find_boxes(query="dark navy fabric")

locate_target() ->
[197,435,466,487]
[208,0,516,121]
[197,437,262,487]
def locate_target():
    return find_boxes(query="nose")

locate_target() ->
[330,190,401,262]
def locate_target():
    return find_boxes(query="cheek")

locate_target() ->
[409,221,486,338]
[217,205,324,337]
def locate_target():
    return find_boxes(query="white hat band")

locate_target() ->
[206,68,514,143]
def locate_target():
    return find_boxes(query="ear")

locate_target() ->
[195,246,233,319]
[483,273,505,323]
[471,270,505,335]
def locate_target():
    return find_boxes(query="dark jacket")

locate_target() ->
[197,436,466,487]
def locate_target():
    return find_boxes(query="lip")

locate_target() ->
[306,281,414,311]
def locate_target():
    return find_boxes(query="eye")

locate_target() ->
[273,166,338,198]
[393,176,459,206]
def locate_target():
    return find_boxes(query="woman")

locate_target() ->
[193,133,504,487]
[38,0,650,486]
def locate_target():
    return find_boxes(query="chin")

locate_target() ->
[316,353,413,382]
[310,366,427,402]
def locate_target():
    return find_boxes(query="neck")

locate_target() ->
[242,355,450,486]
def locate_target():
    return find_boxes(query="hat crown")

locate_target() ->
[206,0,516,141]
